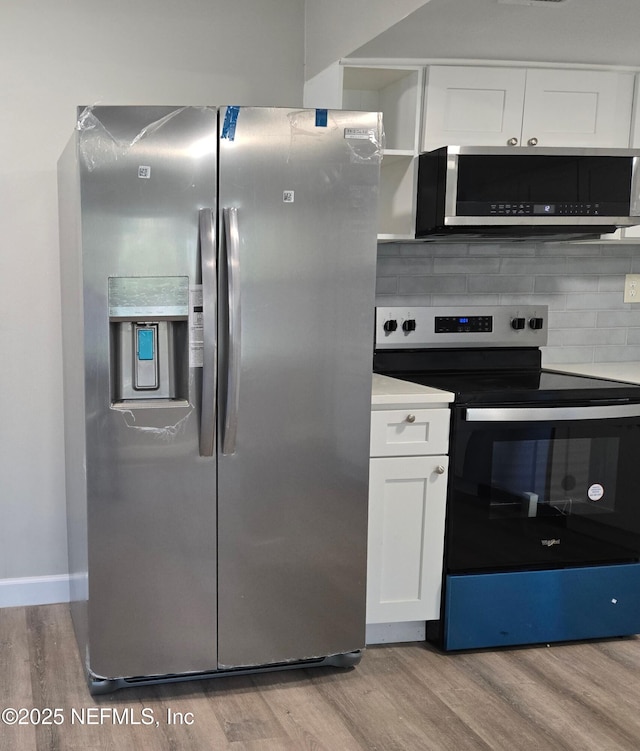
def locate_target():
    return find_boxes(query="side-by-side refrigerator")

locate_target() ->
[58,105,382,693]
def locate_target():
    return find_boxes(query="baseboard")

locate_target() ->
[0,575,71,608]
[366,621,426,645]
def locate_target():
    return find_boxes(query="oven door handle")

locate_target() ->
[465,403,640,422]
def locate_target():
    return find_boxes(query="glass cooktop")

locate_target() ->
[391,369,640,406]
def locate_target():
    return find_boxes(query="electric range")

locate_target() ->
[374,305,640,651]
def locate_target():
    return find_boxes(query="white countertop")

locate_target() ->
[545,362,640,385]
[372,373,454,406]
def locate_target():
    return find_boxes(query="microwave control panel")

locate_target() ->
[486,202,603,216]
[376,305,548,349]
[456,201,630,217]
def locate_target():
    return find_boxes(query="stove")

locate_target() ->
[374,305,640,651]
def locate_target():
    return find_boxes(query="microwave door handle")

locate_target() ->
[198,208,217,457]
[465,404,640,422]
[222,207,241,455]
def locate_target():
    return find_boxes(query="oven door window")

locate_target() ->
[488,434,617,519]
[448,416,640,572]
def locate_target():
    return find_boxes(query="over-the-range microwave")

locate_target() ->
[415,146,640,241]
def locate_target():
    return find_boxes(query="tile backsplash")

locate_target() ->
[377,241,640,364]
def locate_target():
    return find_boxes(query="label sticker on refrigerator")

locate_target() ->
[189,285,204,368]
[138,166,151,179]
[344,128,374,140]
[283,190,295,203]
[588,483,605,501]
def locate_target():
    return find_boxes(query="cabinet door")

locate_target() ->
[423,66,526,150]
[521,69,634,147]
[367,456,448,624]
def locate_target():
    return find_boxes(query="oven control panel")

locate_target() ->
[376,305,548,349]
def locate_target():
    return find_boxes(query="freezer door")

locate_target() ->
[216,107,382,667]
[71,106,219,679]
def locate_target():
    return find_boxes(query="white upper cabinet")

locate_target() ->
[423,66,526,149]
[423,65,634,151]
[342,66,422,152]
[522,69,634,148]
[342,66,424,240]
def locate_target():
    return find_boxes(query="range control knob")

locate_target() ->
[529,317,544,330]
[511,317,526,330]
[402,319,417,333]
[383,319,398,333]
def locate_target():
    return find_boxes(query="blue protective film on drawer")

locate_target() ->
[445,564,640,650]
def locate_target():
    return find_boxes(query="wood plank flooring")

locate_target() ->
[3,604,640,750]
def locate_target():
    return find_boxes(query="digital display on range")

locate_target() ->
[435,316,492,333]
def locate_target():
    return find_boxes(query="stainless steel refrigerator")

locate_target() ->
[58,105,382,693]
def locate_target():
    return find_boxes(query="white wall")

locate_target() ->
[0,0,304,603]
[304,0,430,80]
[377,243,640,365]
[351,0,640,67]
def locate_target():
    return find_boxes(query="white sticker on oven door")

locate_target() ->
[588,483,605,501]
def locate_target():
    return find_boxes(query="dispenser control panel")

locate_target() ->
[134,324,159,390]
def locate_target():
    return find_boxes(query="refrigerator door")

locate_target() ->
[216,107,382,667]
[73,106,218,678]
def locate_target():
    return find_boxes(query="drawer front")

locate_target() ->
[444,564,640,650]
[370,408,450,457]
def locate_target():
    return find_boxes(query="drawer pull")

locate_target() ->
[406,414,416,423]
[436,465,446,475]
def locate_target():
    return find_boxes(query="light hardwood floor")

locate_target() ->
[2,603,640,750]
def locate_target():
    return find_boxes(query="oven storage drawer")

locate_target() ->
[444,563,640,651]
[370,408,450,457]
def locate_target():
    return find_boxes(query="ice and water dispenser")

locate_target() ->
[108,276,192,405]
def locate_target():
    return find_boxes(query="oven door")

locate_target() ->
[447,403,640,572]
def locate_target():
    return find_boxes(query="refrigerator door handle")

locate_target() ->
[222,207,241,455]
[199,208,217,457]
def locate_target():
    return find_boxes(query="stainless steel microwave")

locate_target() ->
[415,146,640,241]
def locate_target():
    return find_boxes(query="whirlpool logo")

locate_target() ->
[541,539,561,547]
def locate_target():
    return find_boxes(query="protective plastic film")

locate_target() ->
[286,108,385,164]
[76,105,204,171]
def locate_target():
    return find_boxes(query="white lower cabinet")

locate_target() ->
[366,391,450,643]
[367,455,448,625]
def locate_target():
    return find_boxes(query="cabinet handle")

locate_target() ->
[507,137,518,146]
[527,137,539,146]
[406,414,416,423]
[436,465,446,475]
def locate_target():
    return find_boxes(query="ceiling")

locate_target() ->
[349,0,640,68]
